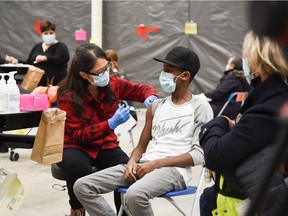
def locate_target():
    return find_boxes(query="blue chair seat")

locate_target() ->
[116,185,197,197]
[116,185,197,216]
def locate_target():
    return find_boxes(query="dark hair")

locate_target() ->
[230,55,243,70]
[40,20,56,32]
[58,43,117,118]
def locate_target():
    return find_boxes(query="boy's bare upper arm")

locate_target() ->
[136,105,153,151]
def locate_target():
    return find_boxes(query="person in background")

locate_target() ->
[73,46,213,216]
[5,20,70,86]
[57,43,157,216]
[105,49,137,122]
[105,49,122,74]
[199,31,288,216]
[204,55,251,119]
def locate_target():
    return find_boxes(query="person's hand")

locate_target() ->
[144,95,158,107]
[5,55,18,64]
[34,55,47,63]
[108,104,130,129]
[124,160,138,182]
[223,116,235,128]
[135,161,158,179]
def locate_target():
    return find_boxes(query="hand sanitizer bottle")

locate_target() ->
[6,71,20,112]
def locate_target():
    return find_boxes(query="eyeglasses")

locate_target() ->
[86,62,112,77]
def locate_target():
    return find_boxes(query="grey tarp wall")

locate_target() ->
[1,1,249,106]
[0,1,91,65]
[102,1,249,100]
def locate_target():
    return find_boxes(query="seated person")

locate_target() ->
[199,31,288,216]
[56,43,157,216]
[73,46,213,216]
[204,55,251,119]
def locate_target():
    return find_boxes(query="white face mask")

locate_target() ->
[42,34,56,45]
[225,64,230,71]
[242,58,251,83]
[90,71,110,87]
[159,71,184,93]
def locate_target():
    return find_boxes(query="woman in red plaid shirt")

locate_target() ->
[57,43,157,216]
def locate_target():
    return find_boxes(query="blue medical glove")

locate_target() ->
[108,104,130,129]
[144,95,158,107]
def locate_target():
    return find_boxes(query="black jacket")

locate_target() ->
[205,69,251,119]
[201,74,288,172]
[200,74,288,214]
[21,42,70,86]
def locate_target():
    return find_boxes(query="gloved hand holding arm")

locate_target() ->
[144,95,158,107]
[108,104,130,129]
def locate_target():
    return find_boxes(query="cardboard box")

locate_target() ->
[20,94,48,111]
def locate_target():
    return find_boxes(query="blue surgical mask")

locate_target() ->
[159,71,183,93]
[242,58,251,83]
[91,71,110,87]
[42,34,56,45]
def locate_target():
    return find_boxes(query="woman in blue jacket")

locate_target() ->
[199,31,288,216]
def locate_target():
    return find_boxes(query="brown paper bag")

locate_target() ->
[21,66,45,92]
[30,108,66,165]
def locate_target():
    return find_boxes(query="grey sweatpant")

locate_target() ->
[73,164,186,216]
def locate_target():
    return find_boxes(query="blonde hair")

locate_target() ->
[242,30,288,83]
[105,49,119,71]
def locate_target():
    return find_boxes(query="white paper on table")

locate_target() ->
[114,115,137,137]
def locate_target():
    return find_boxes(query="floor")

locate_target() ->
[1,108,213,216]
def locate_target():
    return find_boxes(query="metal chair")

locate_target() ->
[217,92,248,117]
[116,186,197,216]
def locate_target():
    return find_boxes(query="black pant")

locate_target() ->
[57,147,129,214]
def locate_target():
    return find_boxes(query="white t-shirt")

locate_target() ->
[140,95,213,184]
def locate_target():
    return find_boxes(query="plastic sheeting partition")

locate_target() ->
[1,1,249,108]
[102,1,249,103]
[0,1,91,68]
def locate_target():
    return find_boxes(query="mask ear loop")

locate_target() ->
[87,78,94,85]
[174,71,188,83]
[81,72,94,85]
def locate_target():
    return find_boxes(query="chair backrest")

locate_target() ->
[217,92,248,117]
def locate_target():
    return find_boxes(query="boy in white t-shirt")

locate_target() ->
[73,46,213,216]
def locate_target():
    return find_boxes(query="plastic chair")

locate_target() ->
[116,182,201,216]
[217,92,248,117]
